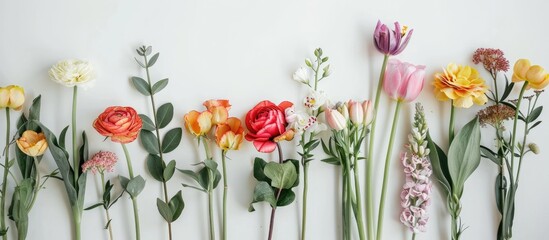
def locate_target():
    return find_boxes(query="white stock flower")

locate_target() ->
[49,59,95,88]
[285,106,326,135]
[292,67,310,84]
[303,89,327,110]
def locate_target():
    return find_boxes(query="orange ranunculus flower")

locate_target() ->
[93,106,143,143]
[215,117,244,150]
[512,59,549,90]
[433,63,488,108]
[0,85,25,110]
[184,110,213,136]
[203,99,231,124]
[16,130,48,157]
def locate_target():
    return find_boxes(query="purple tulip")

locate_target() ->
[383,59,425,102]
[373,20,414,56]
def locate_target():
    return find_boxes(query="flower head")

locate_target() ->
[373,20,414,56]
[433,63,488,108]
[203,99,231,125]
[285,106,326,135]
[49,59,95,88]
[324,107,347,131]
[293,67,310,84]
[82,151,118,174]
[16,130,48,157]
[215,117,245,151]
[0,85,25,111]
[383,59,425,102]
[303,90,327,111]
[245,100,293,153]
[184,110,213,136]
[477,104,515,129]
[512,59,549,90]
[400,153,432,233]
[472,48,510,73]
[93,106,143,144]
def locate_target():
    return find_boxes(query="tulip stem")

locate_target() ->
[29,157,42,209]
[121,143,141,240]
[1,108,10,240]
[221,150,228,240]
[376,101,402,240]
[72,86,79,185]
[366,53,389,240]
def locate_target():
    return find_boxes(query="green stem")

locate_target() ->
[221,151,228,240]
[366,54,389,240]
[342,171,348,240]
[208,188,215,240]
[514,97,532,188]
[72,206,82,240]
[451,214,459,240]
[267,143,284,240]
[143,54,173,240]
[352,129,365,240]
[1,108,10,240]
[412,233,417,240]
[449,102,455,143]
[301,162,309,240]
[376,101,402,240]
[29,157,41,209]
[101,173,114,240]
[202,137,215,240]
[121,144,141,240]
[72,86,79,185]
[509,83,528,185]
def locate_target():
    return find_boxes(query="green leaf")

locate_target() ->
[156,103,174,129]
[139,114,156,131]
[426,131,452,195]
[134,58,146,68]
[321,157,341,165]
[146,154,165,182]
[162,128,182,153]
[264,161,297,189]
[131,77,151,96]
[447,117,481,198]
[27,95,41,130]
[148,53,160,67]
[248,181,276,212]
[253,158,269,183]
[204,159,218,171]
[529,121,542,132]
[140,130,160,154]
[163,160,176,181]
[277,189,296,207]
[156,198,173,222]
[125,176,146,198]
[179,169,206,191]
[481,146,500,165]
[58,126,69,150]
[527,106,543,123]
[145,46,152,56]
[152,79,169,94]
[78,131,89,174]
[84,203,105,211]
[168,191,184,222]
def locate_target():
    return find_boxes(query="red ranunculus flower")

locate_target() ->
[245,100,293,153]
[93,106,143,143]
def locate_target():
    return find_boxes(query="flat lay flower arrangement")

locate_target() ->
[0,19,547,240]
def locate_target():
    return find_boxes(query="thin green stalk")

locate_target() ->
[208,189,215,240]
[301,162,309,240]
[451,215,459,240]
[342,172,348,240]
[72,86,78,185]
[267,143,284,240]
[509,83,528,188]
[143,54,173,240]
[376,101,402,240]
[72,205,82,240]
[352,129,365,240]
[514,97,533,188]
[412,233,417,240]
[366,54,389,240]
[29,157,41,209]
[201,137,215,240]
[449,103,455,143]
[221,151,228,240]
[101,173,114,240]
[121,143,141,240]
[1,108,10,240]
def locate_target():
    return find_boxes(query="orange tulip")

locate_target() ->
[203,99,231,124]
[184,110,213,136]
[215,117,244,150]
[16,130,48,157]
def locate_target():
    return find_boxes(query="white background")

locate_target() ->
[1,0,548,239]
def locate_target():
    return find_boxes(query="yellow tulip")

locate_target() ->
[16,130,48,157]
[215,117,244,150]
[525,65,549,89]
[0,85,25,110]
[512,59,531,83]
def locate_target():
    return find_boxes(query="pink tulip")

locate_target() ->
[325,108,347,131]
[373,20,414,56]
[362,100,374,126]
[383,59,425,102]
[348,100,364,126]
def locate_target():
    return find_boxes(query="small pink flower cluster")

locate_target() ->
[400,153,432,233]
[82,151,118,174]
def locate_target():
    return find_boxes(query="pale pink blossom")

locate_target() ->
[82,151,118,174]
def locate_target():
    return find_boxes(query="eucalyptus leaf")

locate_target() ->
[156,103,174,129]
[248,181,276,212]
[140,130,160,155]
[277,189,296,207]
[162,128,182,153]
[131,76,151,96]
[125,176,146,198]
[152,79,169,94]
[148,53,160,67]
[168,191,184,222]
[156,198,173,222]
[163,160,176,181]
[134,58,146,68]
[146,154,165,182]
[264,161,297,189]
[447,117,481,197]
[253,158,269,183]
[139,114,156,131]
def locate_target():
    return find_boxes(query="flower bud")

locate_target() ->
[348,100,364,126]
[0,85,25,110]
[336,102,349,122]
[305,58,313,67]
[293,67,310,84]
[16,130,48,157]
[362,100,374,126]
[528,143,540,154]
[325,108,346,131]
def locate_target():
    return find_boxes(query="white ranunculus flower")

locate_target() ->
[292,67,309,84]
[49,59,95,88]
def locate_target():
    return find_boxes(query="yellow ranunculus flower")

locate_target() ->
[0,85,25,110]
[433,63,488,108]
[511,59,549,90]
[16,130,48,157]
